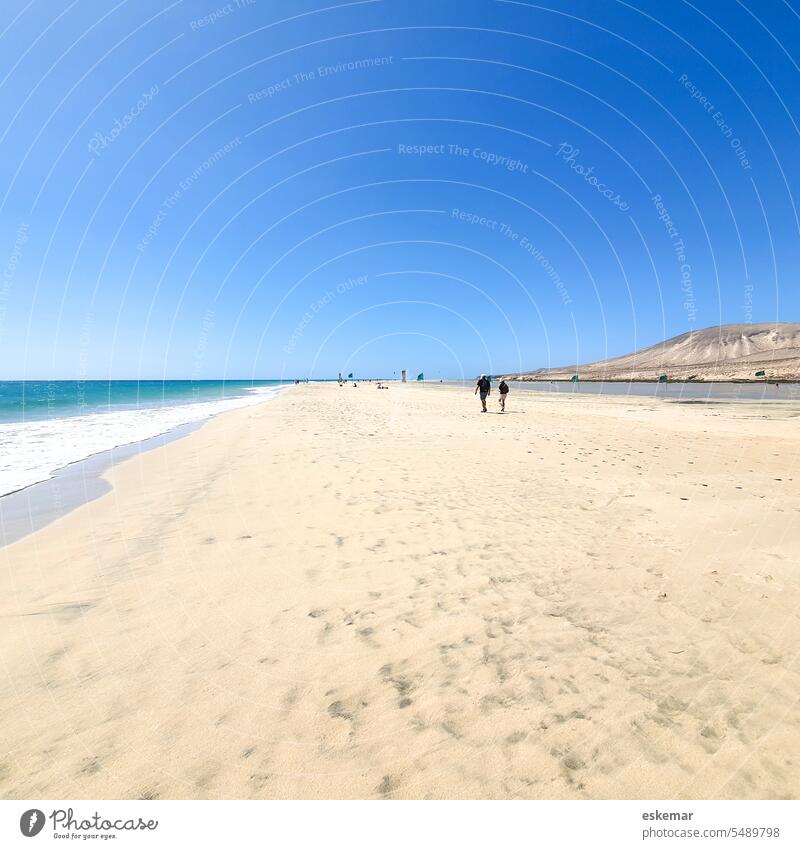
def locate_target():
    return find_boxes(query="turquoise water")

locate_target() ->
[0,380,290,423]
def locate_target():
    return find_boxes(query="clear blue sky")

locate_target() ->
[0,0,798,379]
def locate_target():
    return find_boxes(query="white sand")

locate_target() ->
[1,383,799,799]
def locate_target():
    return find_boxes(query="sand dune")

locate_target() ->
[1,383,799,799]
[509,323,800,382]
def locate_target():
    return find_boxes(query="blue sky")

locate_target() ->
[0,0,798,379]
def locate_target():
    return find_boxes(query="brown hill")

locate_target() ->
[507,323,800,382]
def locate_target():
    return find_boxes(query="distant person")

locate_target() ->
[475,374,491,412]
[498,379,509,411]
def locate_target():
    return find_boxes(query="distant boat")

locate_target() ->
[570,374,579,382]
[348,372,353,379]
[658,374,668,382]
[755,370,766,378]
[416,372,424,381]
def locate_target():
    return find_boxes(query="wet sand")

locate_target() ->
[1,383,799,799]
[0,422,202,547]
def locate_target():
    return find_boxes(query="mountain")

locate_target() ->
[506,323,800,382]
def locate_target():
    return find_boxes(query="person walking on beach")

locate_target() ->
[498,379,509,412]
[475,374,491,412]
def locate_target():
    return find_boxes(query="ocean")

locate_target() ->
[0,380,289,496]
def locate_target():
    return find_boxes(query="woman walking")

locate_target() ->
[498,379,509,412]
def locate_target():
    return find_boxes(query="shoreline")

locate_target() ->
[0,387,288,548]
[0,421,203,548]
[2,383,798,800]
[0,384,288,498]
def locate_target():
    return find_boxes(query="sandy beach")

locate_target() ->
[1,382,799,800]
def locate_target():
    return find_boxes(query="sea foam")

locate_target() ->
[0,386,281,497]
